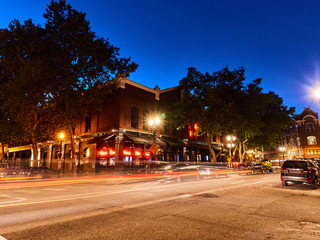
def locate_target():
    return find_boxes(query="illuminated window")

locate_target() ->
[131,107,139,129]
[307,136,317,145]
[296,137,300,146]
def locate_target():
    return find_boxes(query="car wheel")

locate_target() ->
[311,178,319,190]
[281,181,288,186]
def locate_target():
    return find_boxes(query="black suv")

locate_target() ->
[281,160,320,189]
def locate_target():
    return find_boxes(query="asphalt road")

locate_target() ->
[1,172,320,239]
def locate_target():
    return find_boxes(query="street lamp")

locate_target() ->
[279,146,286,165]
[149,118,160,144]
[226,135,236,165]
[59,132,65,174]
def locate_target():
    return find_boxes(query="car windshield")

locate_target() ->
[282,161,308,168]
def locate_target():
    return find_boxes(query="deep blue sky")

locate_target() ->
[1,0,320,114]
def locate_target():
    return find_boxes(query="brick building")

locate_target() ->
[262,107,320,162]
[2,76,223,173]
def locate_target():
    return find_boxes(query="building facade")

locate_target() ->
[262,107,320,162]
[2,77,223,173]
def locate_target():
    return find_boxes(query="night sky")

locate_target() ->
[1,0,320,114]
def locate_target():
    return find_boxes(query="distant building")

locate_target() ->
[262,107,320,162]
[2,76,223,172]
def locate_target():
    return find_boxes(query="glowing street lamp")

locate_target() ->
[59,132,65,174]
[279,146,286,165]
[226,135,237,162]
[149,117,160,144]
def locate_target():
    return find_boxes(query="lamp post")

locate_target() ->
[226,135,236,166]
[226,135,236,157]
[59,132,65,174]
[149,118,160,144]
[279,146,286,166]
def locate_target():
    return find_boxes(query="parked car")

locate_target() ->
[281,160,320,189]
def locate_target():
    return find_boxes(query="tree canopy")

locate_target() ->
[171,66,295,161]
[0,0,138,162]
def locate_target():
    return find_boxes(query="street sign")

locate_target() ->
[149,144,159,154]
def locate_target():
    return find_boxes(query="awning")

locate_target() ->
[159,136,187,148]
[87,134,115,144]
[124,132,165,147]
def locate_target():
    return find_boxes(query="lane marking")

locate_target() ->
[0,195,26,204]
[231,180,246,185]
[0,178,267,209]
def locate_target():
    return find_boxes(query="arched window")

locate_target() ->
[296,137,301,146]
[143,110,149,130]
[131,107,139,129]
[307,136,317,145]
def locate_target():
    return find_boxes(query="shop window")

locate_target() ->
[307,136,317,145]
[131,107,139,129]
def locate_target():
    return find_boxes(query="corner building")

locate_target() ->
[4,76,222,173]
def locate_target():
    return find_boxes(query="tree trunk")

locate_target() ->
[68,125,77,176]
[31,139,38,166]
[237,139,248,162]
[207,134,216,162]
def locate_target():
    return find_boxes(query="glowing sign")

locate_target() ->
[100,150,108,157]
[123,150,132,156]
[109,149,116,156]
[135,150,142,156]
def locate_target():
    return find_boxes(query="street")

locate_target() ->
[1,172,320,239]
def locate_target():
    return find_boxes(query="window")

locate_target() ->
[306,149,320,155]
[131,107,139,129]
[305,122,315,132]
[85,113,91,133]
[143,110,149,131]
[307,136,317,145]
[296,137,300,146]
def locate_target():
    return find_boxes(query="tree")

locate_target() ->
[171,66,294,162]
[0,0,138,169]
[43,0,138,173]
[0,19,57,161]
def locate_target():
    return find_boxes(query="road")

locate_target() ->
[1,172,320,239]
